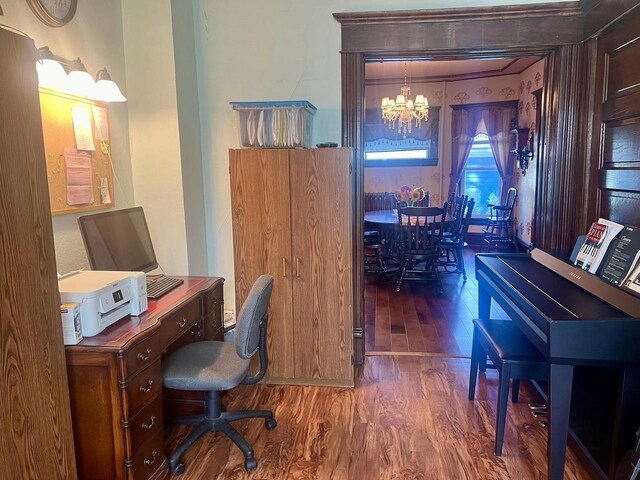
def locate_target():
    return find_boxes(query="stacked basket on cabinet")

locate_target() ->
[230,101,316,148]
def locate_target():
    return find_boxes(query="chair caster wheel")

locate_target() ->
[265,418,277,430]
[245,457,257,470]
[171,463,185,475]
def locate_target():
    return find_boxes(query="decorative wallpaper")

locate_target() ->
[513,59,545,248]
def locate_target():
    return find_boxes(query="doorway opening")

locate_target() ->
[362,56,546,355]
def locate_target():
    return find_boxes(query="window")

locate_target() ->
[461,134,501,217]
[364,148,436,167]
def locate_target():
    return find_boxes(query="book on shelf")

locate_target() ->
[574,219,624,273]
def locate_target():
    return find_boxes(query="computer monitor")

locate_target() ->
[78,207,158,273]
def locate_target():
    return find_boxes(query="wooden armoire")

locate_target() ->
[0,27,77,479]
[229,148,353,386]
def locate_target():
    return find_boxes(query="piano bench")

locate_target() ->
[469,318,548,456]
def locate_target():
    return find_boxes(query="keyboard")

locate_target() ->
[146,275,184,299]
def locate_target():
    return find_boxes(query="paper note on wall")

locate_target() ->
[65,148,94,205]
[92,105,110,141]
[72,107,95,151]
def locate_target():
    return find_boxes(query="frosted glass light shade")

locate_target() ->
[91,80,127,102]
[36,58,68,91]
[90,68,126,102]
[66,70,95,97]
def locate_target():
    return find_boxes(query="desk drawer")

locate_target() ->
[160,299,202,348]
[203,286,223,316]
[126,395,163,454]
[123,332,161,380]
[131,431,165,480]
[124,361,162,419]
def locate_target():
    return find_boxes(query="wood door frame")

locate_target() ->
[334,3,588,366]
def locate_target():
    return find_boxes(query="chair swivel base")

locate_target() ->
[169,408,277,474]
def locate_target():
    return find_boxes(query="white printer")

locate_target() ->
[58,271,148,337]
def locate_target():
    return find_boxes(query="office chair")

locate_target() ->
[162,275,276,474]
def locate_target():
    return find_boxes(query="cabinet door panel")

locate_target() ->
[290,148,353,382]
[229,149,294,379]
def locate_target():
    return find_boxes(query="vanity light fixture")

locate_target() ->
[35,46,127,102]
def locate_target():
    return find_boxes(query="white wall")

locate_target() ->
[121,0,190,275]
[195,0,574,309]
[1,0,134,274]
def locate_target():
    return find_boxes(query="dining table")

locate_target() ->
[364,209,456,257]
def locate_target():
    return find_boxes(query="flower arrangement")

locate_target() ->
[396,185,426,206]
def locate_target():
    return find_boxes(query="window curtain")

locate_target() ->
[481,106,517,202]
[448,108,483,198]
[448,103,517,203]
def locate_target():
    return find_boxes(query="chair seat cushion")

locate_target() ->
[473,318,546,364]
[162,341,251,391]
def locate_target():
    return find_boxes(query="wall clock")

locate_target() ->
[25,0,77,27]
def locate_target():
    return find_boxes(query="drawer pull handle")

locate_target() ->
[296,258,301,277]
[143,450,158,467]
[282,258,287,277]
[137,348,152,362]
[178,318,187,328]
[141,416,156,430]
[139,379,154,394]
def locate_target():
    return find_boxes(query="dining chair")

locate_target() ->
[480,187,518,252]
[395,204,447,294]
[440,197,475,280]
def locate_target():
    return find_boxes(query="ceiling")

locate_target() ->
[365,57,542,84]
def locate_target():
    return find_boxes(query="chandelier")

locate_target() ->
[380,63,429,137]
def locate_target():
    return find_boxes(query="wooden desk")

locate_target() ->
[65,276,224,480]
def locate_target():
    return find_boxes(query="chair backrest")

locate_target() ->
[460,198,476,241]
[235,275,274,360]
[505,188,517,210]
[397,204,447,257]
[447,195,469,241]
[364,192,397,212]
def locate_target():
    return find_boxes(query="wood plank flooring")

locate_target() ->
[166,355,591,479]
[365,247,511,356]
[166,246,593,479]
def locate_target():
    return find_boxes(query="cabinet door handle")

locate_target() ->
[137,348,152,362]
[282,258,287,277]
[296,258,301,277]
[143,450,158,467]
[142,415,156,430]
[139,379,154,394]
[177,318,187,328]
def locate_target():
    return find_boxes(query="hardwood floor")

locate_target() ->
[166,355,591,479]
[365,247,510,356]
[166,246,592,479]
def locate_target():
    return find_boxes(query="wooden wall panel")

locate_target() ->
[599,190,640,226]
[581,0,640,40]
[603,119,640,167]
[535,44,589,251]
[229,149,295,380]
[591,7,640,231]
[606,37,640,99]
[0,27,77,480]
